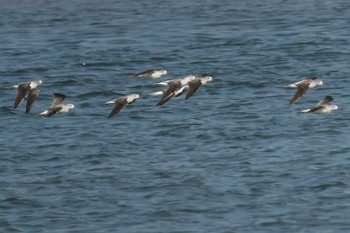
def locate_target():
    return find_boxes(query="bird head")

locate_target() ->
[67,104,75,109]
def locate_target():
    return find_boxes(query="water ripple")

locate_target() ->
[2,0,350,232]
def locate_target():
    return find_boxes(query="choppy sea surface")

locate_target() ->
[1,0,350,232]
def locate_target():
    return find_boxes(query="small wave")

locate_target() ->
[77,90,115,98]
[12,67,50,73]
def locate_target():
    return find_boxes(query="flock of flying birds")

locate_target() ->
[286,76,338,113]
[6,69,213,118]
[6,71,337,118]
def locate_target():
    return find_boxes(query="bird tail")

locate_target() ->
[2,85,18,90]
[104,100,115,105]
[153,82,168,86]
[148,91,164,96]
[301,109,311,113]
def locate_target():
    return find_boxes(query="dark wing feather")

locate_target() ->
[46,106,63,117]
[289,82,309,104]
[25,88,39,113]
[185,79,202,99]
[308,106,324,113]
[14,83,30,109]
[50,93,66,108]
[134,69,153,77]
[156,92,175,107]
[316,95,333,107]
[156,81,181,106]
[108,99,127,118]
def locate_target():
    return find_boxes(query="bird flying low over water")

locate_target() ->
[289,76,323,104]
[130,69,168,79]
[301,95,338,114]
[156,75,195,107]
[13,80,42,113]
[38,93,75,117]
[105,94,140,118]
[185,74,213,100]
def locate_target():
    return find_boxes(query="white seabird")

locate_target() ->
[13,80,43,113]
[185,74,213,99]
[156,75,195,106]
[38,93,75,117]
[301,95,338,114]
[105,94,140,118]
[289,76,323,104]
[130,69,168,79]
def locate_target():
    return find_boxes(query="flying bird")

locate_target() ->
[301,95,338,114]
[185,74,213,100]
[156,75,195,107]
[130,69,168,79]
[38,93,75,117]
[105,94,140,118]
[13,80,42,113]
[289,76,323,104]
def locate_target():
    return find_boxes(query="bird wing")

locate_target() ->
[307,106,325,113]
[25,88,39,113]
[185,79,202,99]
[156,92,175,107]
[50,93,66,108]
[156,81,181,107]
[46,106,63,117]
[316,96,333,107]
[108,98,128,118]
[14,82,30,108]
[289,82,309,104]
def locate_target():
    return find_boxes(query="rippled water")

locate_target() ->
[1,0,350,232]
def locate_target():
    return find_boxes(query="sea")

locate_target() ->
[1,0,350,232]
